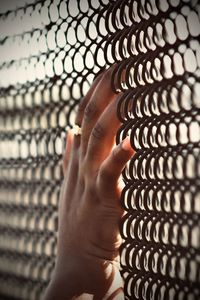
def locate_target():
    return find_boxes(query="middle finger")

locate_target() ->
[80,67,118,157]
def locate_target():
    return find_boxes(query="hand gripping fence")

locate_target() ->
[0,0,200,299]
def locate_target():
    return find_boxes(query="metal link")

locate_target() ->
[0,0,200,299]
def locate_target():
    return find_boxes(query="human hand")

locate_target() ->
[44,67,134,300]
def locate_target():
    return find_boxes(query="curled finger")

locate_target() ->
[97,137,134,197]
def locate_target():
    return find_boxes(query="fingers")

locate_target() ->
[80,67,118,156]
[62,130,74,176]
[97,137,134,195]
[75,72,105,127]
[64,68,113,175]
[86,95,121,168]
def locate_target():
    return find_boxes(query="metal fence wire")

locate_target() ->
[0,0,200,299]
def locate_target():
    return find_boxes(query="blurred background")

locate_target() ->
[0,0,200,299]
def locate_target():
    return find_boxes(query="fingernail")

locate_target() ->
[122,136,132,151]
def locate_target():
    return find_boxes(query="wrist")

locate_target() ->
[52,255,123,298]
[44,263,83,300]
[54,255,107,292]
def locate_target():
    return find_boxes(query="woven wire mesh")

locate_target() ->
[0,0,200,299]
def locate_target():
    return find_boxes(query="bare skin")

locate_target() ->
[44,67,134,300]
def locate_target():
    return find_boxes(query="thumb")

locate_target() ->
[97,136,134,191]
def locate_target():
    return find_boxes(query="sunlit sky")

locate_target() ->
[0,0,35,13]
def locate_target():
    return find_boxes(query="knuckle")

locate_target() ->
[99,166,112,182]
[92,122,105,140]
[84,101,98,121]
[111,147,124,164]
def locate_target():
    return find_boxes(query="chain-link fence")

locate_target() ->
[0,0,200,299]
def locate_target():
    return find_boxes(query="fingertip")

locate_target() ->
[121,136,135,154]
